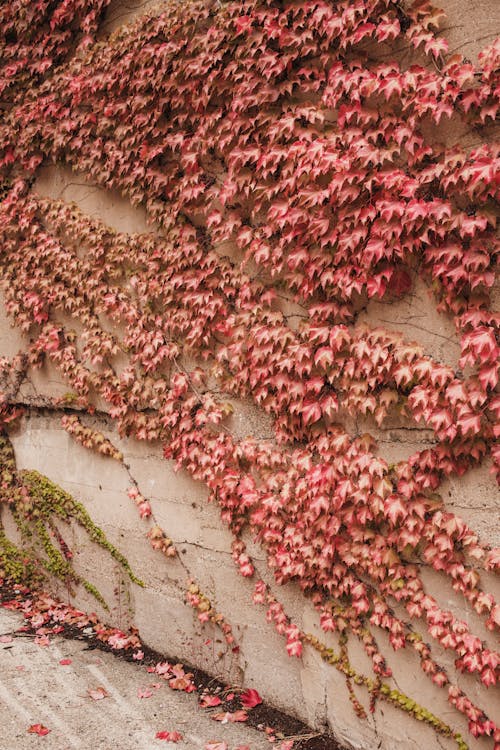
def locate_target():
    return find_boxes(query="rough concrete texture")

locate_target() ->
[0,2,499,750]
[0,607,268,750]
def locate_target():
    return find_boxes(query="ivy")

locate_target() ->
[0,432,143,606]
[0,0,111,108]
[0,0,498,746]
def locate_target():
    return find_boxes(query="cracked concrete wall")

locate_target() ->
[8,409,498,750]
[0,2,499,750]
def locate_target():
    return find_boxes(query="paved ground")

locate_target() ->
[0,607,270,750]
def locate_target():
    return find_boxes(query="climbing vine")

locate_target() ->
[0,424,142,606]
[0,0,498,748]
[0,0,111,108]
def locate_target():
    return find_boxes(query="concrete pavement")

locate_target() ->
[0,607,276,750]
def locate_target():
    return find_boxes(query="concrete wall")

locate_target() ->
[1,3,499,750]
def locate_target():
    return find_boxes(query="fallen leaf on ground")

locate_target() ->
[240,688,262,708]
[34,635,50,647]
[137,687,153,698]
[155,730,183,741]
[169,674,196,692]
[279,741,295,750]
[28,724,50,736]
[0,634,13,643]
[170,663,186,677]
[87,686,109,700]
[153,661,171,675]
[133,650,144,660]
[204,743,228,750]
[199,694,222,708]
[59,658,72,665]
[107,633,130,649]
[211,710,248,723]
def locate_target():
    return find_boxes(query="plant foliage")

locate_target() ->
[0,0,498,747]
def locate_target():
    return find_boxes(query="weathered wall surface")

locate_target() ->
[0,2,499,750]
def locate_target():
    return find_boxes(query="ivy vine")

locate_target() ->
[0,0,498,747]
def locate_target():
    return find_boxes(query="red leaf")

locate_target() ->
[387,269,412,297]
[28,725,50,736]
[199,694,222,708]
[240,688,262,708]
[59,658,72,665]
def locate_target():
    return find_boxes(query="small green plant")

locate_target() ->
[0,433,143,608]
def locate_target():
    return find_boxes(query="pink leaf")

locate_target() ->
[87,686,109,701]
[204,743,228,750]
[212,710,248,723]
[301,401,322,426]
[286,639,303,658]
[481,667,496,687]
[169,675,196,692]
[156,730,183,742]
[59,658,72,665]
